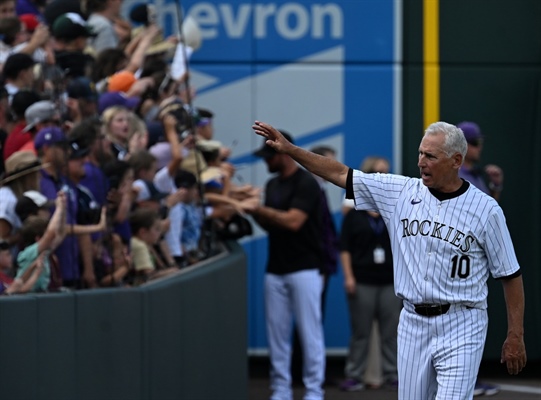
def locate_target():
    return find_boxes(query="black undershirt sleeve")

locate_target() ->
[345,168,354,199]
[495,269,522,280]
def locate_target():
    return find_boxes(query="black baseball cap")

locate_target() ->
[2,53,34,80]
[52,13,96,40]
[174,169,197,189]
[253,130,293,158]
[67,77,98,101]
[68,140,90,159]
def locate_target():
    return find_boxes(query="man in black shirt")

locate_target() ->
[250,131,326,400]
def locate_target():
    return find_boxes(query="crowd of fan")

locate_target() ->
[0,0,261,294]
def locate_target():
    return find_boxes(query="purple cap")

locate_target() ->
[457,121,483,143]
[98,91,140,114]
[34,126,68,150]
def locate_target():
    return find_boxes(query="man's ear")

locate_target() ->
[452,152,463,169]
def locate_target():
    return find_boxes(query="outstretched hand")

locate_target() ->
[252,121,293,154]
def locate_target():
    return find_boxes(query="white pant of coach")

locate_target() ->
[398,303,488,400]
[265,269,325,400]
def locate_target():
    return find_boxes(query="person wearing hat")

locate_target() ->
[145,112,194,268]
[3,89,41,159]
[456,124,505,398]
[65,77,99,125]
[98,91,140,115]
[126,10,177,61]
[35,126,80,287]
[249,130,326,400]
[107,70,136,93]
[16,190,67,292]
[107,69,155,98]
[15,190,55,222]
[0,151,43,247]
[42,0,81,27]
[73,117,114,209]
[16,0,45,18]
[458,121,504,202]
[52,13,97,78]
[90,23,161,95]
[18,100,61,154]
[2,52,35,102]
[66,137,107,289]
[36,126,108,288]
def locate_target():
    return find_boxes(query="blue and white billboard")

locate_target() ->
[124,0,401,352]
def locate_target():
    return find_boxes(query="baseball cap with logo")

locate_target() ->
[34,126,69,150]
[22,101,59,132]
[52,12,96,40]
[67,77,98,101]
[68,140,90,159]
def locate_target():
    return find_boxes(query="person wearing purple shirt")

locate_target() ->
[35,126,81,287]
[457,121,504,203]
[70,119,133,246]
[70,118,111,208]
[457,121,504,397]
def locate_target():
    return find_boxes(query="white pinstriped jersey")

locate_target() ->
[351,170,520,309]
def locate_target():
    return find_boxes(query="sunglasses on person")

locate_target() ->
[0,241,10,251]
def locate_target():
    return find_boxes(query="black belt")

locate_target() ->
[414,303,450,317]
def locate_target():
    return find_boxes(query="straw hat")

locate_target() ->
[0,151,48,185]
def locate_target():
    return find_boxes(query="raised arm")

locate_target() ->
[252,121,350,188]
[39,191,66,253]
[500,275,527,375]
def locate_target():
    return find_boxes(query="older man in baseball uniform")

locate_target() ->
[252,120,526,400]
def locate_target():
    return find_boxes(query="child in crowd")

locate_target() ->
[93,231,132,287]
[129,208,178,286]
[175,169,203,265]
[0,240,44,294]
[16,191,67,292]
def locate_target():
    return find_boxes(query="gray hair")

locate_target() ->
[424,121,467,161]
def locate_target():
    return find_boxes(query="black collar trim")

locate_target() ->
[428,179,470,201]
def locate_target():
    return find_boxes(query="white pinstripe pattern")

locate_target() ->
[351,170,520,308]
[398,306,488,399]
[351,169,520,399]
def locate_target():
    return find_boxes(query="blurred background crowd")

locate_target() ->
[0,0,261,294]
